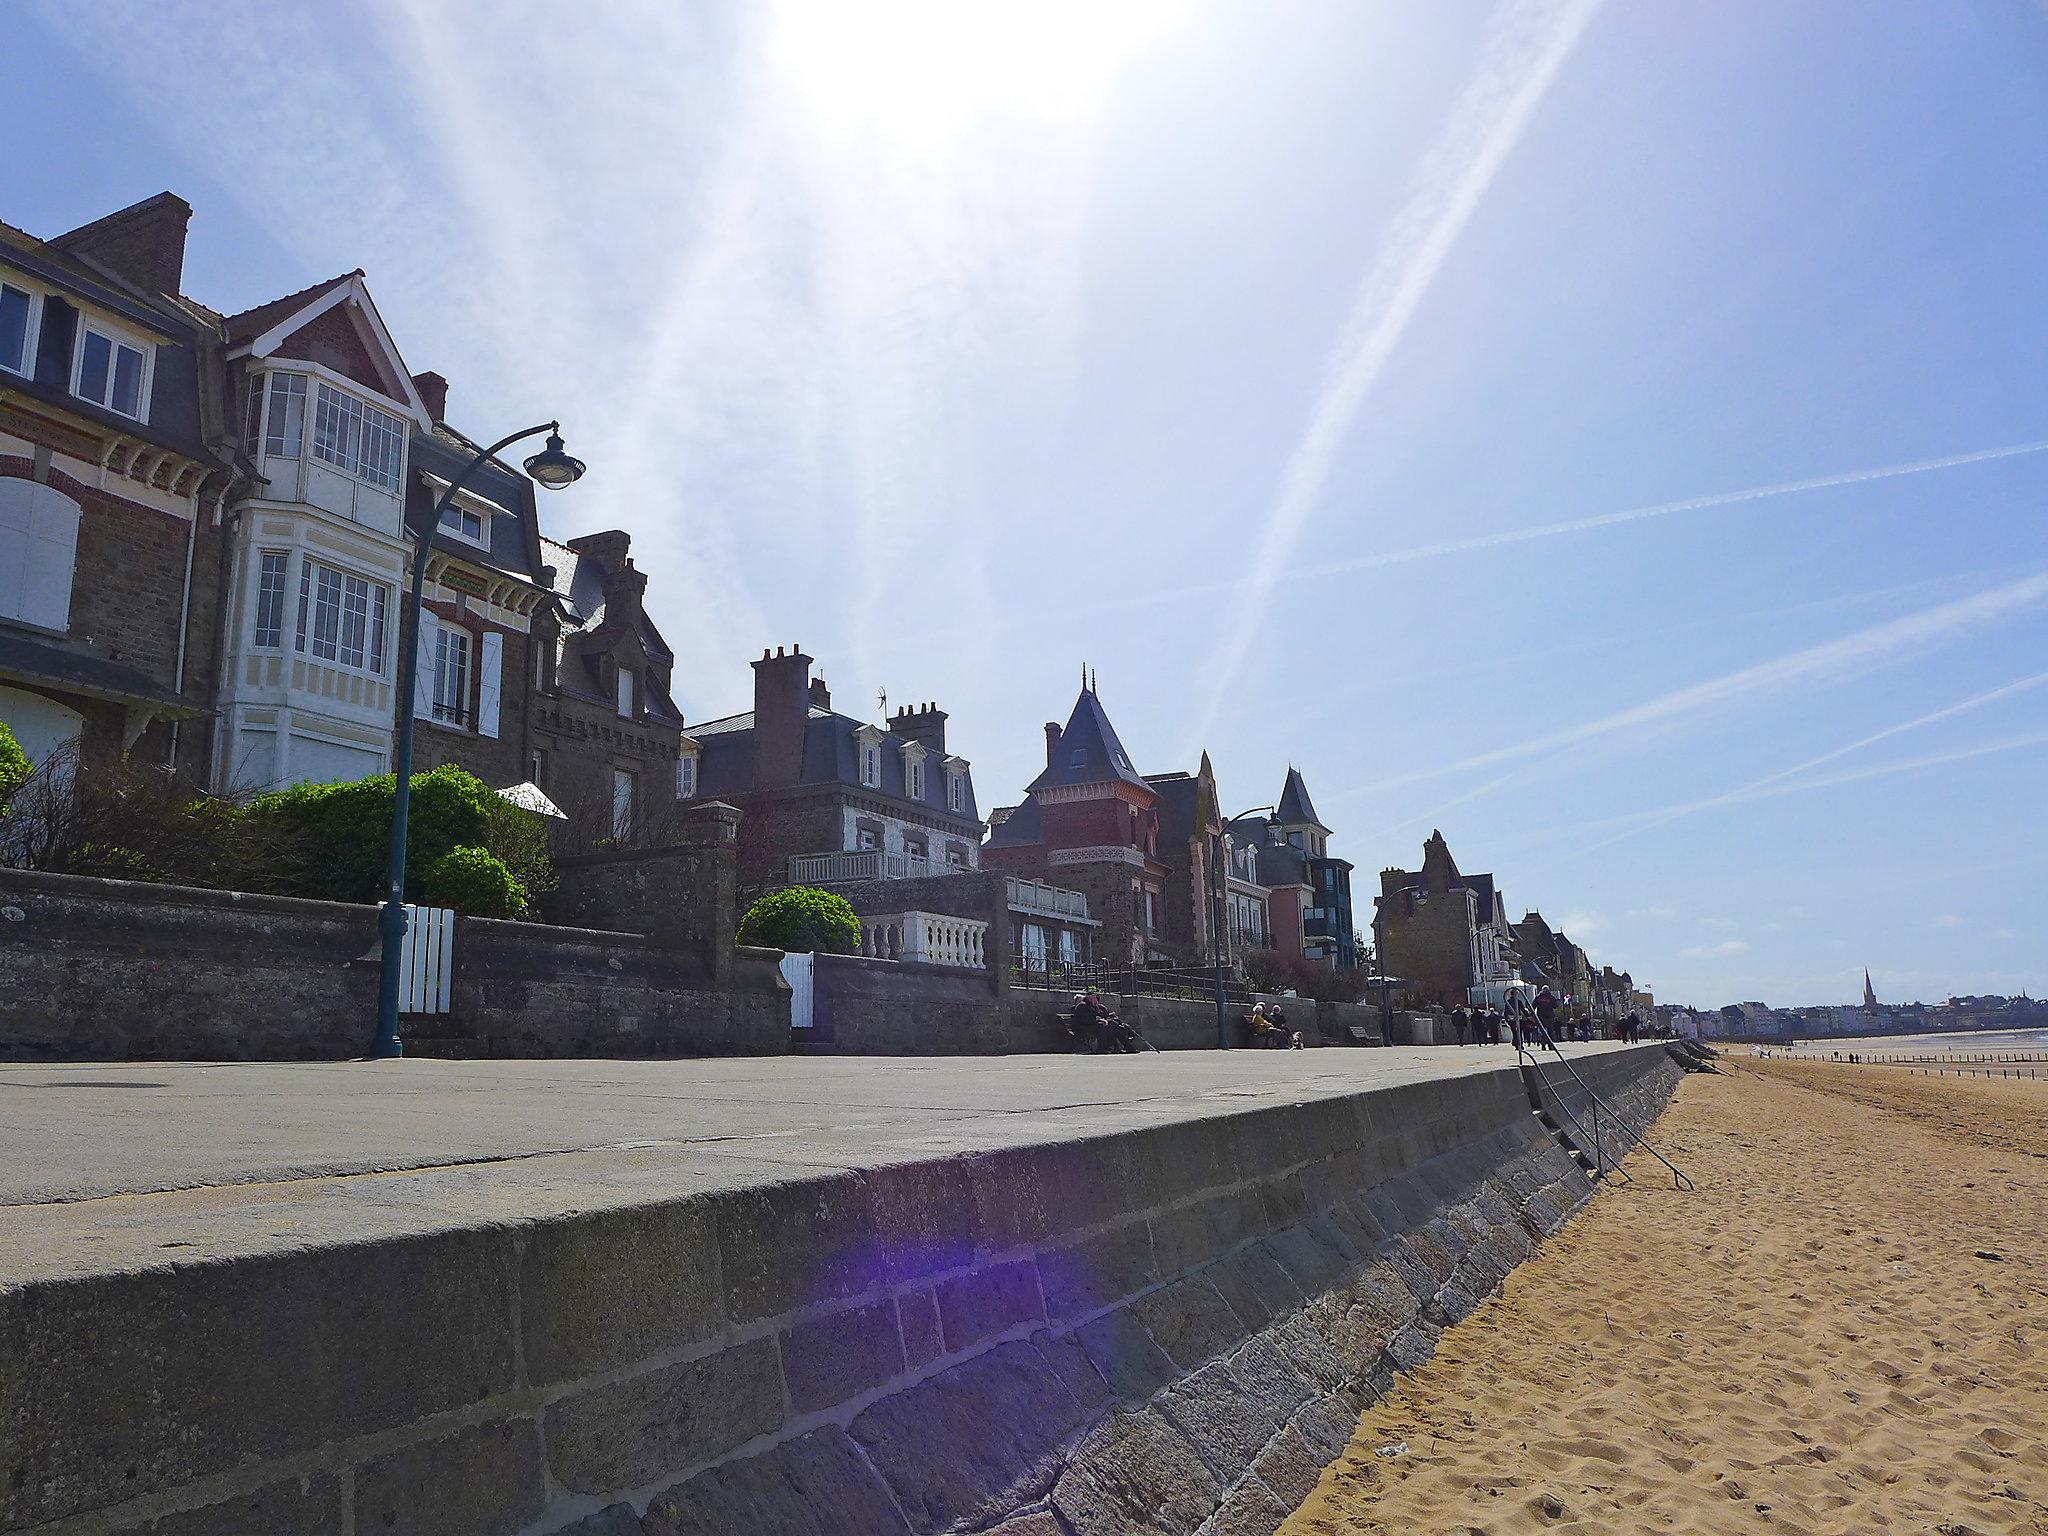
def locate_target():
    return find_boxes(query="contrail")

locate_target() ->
[1185,0,1602,753]
[1571,670,2048,852]
[1330,566,2048,803]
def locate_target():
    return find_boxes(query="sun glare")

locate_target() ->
[768,0,1175,141]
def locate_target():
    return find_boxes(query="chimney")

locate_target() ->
[888,700,947,754]
[567,529,631,577]
[1044,721,1062,766]
[750,644,812,790]
[51,192,192,296]
[600,559,646,631]
[809,676,832,712]
[411,371,448,423]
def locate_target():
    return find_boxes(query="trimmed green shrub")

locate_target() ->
[59,842,161,882]
[736,885,861,954]
[0,721,28,817]
[420,845,527,919]
[243,764,493,904]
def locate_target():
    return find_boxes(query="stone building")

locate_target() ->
[982,680,1169,965]
[692,645,982,899]
[1376,830,1519,1005]
[1,193,236,787]
[529,530,686,847]
[1141,756,1230,967]
[1225,769,1352,968]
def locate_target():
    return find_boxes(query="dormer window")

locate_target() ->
[948,771,965,813]
[861,742,881,788]
[440,503,487,546]
[616,666,634,719]
[1,282,40,378]
[676,749,698,799]
[906,756,926,800]
[73,320,151,421]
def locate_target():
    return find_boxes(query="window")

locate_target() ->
[295,559,387,673]
[611,769,636,838]
[947,771,965,813]
[904,839,928,868]
[616,666,634,719]
[905,756,925,800]
[676,752,697,799]
[529,749,545,786]
[0,479,81,632]
[860,741,880,787]
[311,381,404,489]
[74,323,148,420]
[1145,889,1159,933]
[535,634,556,693]
[947,844,968,870]
[0,283,37,377]
[858,827,879,851]
[252,552,289,647]
[439,503,487,544]
[1070,749,1085,768]
[432,626,470,724]
[1058,929,1079,966]
[263,373,307,457]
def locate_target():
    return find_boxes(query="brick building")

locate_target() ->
[1223,769,1353,968]
[1,194,236,790]
[1141,756,1228,967]
[982,681,1168,965]
[1376,830,1519,1005]
[692,645,982,899]
[530,530,686,847]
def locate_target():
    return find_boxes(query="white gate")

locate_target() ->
[398,904,455,1014]
[779,951,816,1030]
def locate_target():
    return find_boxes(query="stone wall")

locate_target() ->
[546,804,742,985]
[0,866,787,1061]
[0,1046,1687,1535]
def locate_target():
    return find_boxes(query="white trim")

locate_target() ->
[437,501,490,548]
[228,274,432,429]
[69,312,155,424]
[0,278,44,380]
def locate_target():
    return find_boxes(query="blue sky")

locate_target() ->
[15,0,2047,1007]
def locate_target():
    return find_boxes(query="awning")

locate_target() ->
[495,780,567,819]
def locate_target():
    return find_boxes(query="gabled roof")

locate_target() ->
[221,271,362,345]
[694,708,980,825]
[1276,766,1327,831]
[1029,685,1149,794]
[222,271,430,427]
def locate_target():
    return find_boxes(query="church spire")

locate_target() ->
[1862,969,1878,1011]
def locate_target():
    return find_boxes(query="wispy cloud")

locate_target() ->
[1336,568,2048,806]
[1186,0,1601,753]
[1932,914,1964,929]
[1680,940,1750,960]
[1561,907,1608,935]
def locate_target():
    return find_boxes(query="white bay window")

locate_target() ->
[293,557,388,674]
[311,381,404,490]
[73,321,150,421]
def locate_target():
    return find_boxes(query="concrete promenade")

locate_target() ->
[1,1042,1673,1536]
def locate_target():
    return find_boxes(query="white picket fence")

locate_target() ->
[397,904,456,1014]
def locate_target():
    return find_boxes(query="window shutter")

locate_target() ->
[477,632,503,738]
[413,609,438,720]
[0,480,81,632]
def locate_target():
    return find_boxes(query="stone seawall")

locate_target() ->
[0,1046,1685,1535]
[0,868,789,1061]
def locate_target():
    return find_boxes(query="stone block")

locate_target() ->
[850,1339,1085,1533]
[113,1474,345,1536]
[520,1201,724,1386]
[640,1425,907,1536]
[1132,1276,1247,1371]
[1263,1313,1352,1396]
[1258,1226,1348,1297]
[1256,1174,1309,1231]
[983,1517,1067,1536]
[0,1230,518,1530]
[1304,1212,1360,1264]
[1290,1391,1363,1460]
[1231,1244,1306,1316]
[969,1138,1137,1252]
[864,1159,984,1285]
[1050,1408,1221,1536]
[1200,1254,1274,1332]
[1203,1479,1289,1536]
[547,1337,784,1495]
[1251,1421,1330,1509]
[351,1417,545,1536]
[1225,1334,1317,1426]
[1149,1196,1237,1278]
[897,1286,943,1369]
[1039,1219,1157,1322]
[555,1507,644,1536]
[937,1259,1044,1352]
[781,1298,906,1414]
[1075,1306,1180,1401]
[1034,1327,1112,1413]
[1158,1359,1283,1485]
[713,1172,881,1325]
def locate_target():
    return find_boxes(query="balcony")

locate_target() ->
[1005,877,1091,921]
[788,849,958,884]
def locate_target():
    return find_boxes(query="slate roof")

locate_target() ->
[1145,772,1202,850]
[1276,766,1326,830]
[984,796,1042,849]
[1225,814,1308,887]
[693,708,979,825]
[220,271,361,345]
[1028,686,1149,794]
[0,631,198,712]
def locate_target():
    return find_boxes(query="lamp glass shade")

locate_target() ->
[524,432,585,490]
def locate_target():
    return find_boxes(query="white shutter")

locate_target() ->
[477,632,503,739]
[413,609,438,720]
[0,480,80,632]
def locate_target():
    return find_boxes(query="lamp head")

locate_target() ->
[524,429,585,490]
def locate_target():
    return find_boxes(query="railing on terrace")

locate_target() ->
[1005,877,1091,920]
[789,850,970,884]
[1011,958,1253,1005]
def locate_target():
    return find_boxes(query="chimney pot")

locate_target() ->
[411,371,448,423]
[1044,721,1062,766]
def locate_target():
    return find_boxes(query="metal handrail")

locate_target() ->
[1519,1023,1695,1191]
[1522,1046,1632,1185]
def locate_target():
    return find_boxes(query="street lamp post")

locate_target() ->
[370,423,585,1059]
[1211,805,1276,1051]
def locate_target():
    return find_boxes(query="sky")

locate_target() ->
[12,0,2047,1009]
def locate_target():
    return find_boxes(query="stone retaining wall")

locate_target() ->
[0,868,789,1061]
[0,1046,1686,1535]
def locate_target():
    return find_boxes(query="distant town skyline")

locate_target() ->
[13,0,2044,1006]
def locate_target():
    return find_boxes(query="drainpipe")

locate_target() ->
[182,332,259,787]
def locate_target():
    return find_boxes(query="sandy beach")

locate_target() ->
[1283,1058,2048,1535]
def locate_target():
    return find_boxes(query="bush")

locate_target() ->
[56,842,162,882]
[1243,947,1370,1004]
[737,886,861,954]
[244,764,493,904]
[480,790,555,902]
[0,721,27,817]
[420,845,527,919]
